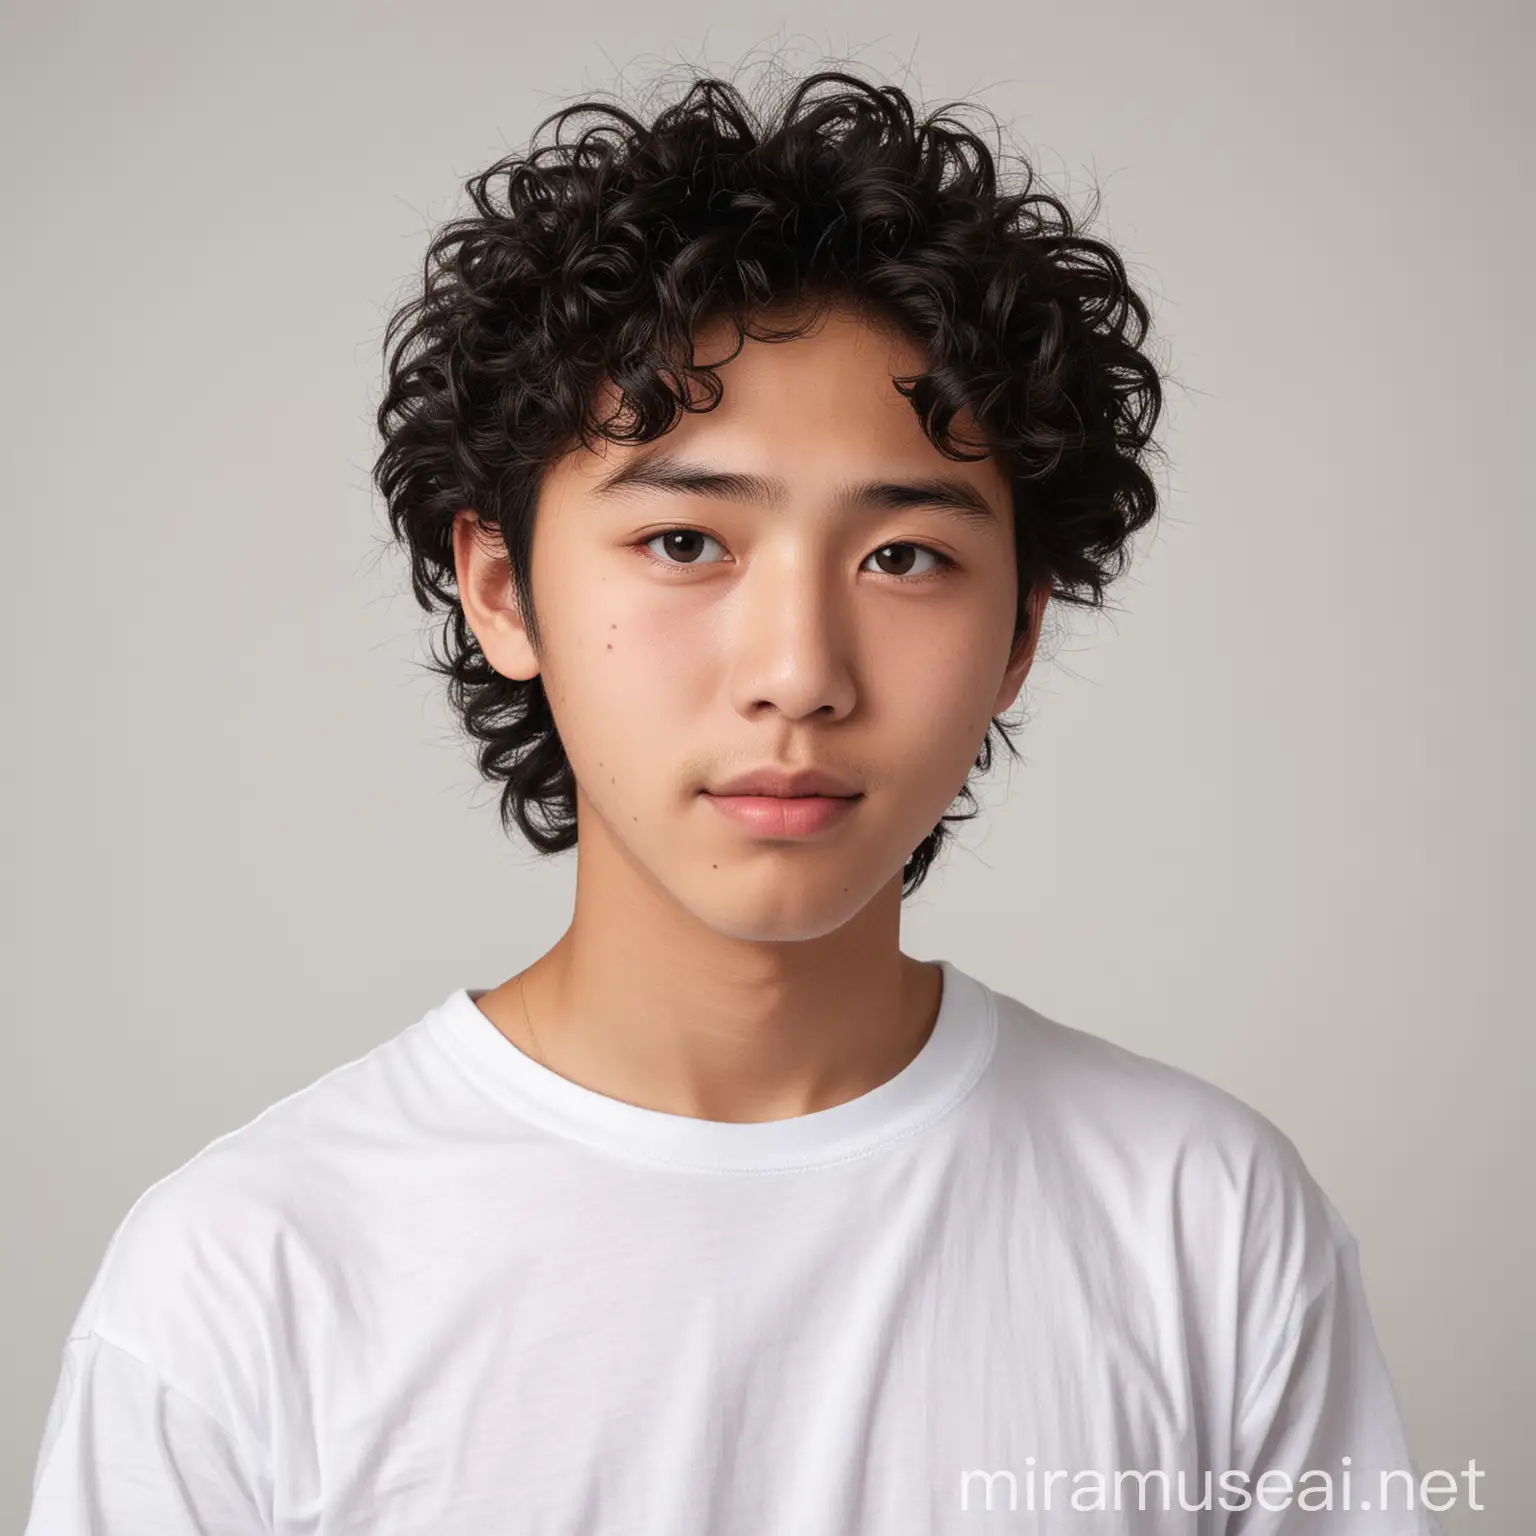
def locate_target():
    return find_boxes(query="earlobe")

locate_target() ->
[451,509,541,682]
[992,579,1048,715]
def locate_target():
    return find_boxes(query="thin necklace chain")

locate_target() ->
[515,969,546,1068]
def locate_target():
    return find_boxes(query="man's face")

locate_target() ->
[460,303,1043,942]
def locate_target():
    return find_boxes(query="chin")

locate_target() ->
[697,906,869,945]
[676,863,898,945]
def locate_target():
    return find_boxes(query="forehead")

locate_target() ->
[563,302,1002,494]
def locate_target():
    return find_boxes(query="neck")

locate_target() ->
[473,798,944,1123]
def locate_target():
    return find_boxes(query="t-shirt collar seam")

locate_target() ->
[426,969,999,1176]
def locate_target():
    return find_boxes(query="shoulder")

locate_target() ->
[986,988,1308,1158]
[64,1004,454,1419]
[981,983,1352,1282]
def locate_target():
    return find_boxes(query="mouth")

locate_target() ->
[701,790,863,839]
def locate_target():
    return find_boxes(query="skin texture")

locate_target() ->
[453,303,1048,1123]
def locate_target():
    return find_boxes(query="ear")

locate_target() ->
[451,509,540,682]
[991,577,1050,717]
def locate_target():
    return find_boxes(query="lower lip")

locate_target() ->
[703,793,862,838]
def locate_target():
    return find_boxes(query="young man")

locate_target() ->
[27,68,1443,1534]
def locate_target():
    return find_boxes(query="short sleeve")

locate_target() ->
[1228,1234,1447,1534]
[25,1332,270,1535]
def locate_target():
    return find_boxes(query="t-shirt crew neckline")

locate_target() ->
[430,957,997,1174]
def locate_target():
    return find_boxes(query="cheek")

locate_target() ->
[881,628,1003,765]
[547,603,710,764]
[602,594,721,699]
[604,610,713,699]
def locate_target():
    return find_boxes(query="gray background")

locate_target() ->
[2,2,1529,1530]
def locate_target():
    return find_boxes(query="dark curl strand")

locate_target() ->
[374,66,1167,898]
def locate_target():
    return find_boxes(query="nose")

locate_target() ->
[725,547,858,724]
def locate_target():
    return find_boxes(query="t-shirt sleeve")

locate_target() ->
[1227,1231,1448,1534]
[25,1332,270,1535]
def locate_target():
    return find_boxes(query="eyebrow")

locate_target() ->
[589,449,1001,528]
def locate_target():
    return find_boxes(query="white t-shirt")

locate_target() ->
[26,959,1445,1534]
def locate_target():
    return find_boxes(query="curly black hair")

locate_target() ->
[374,64,1166,899]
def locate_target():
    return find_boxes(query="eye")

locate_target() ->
[641,529,727,567]
[861,542,951,580]
[637,529,956,583]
